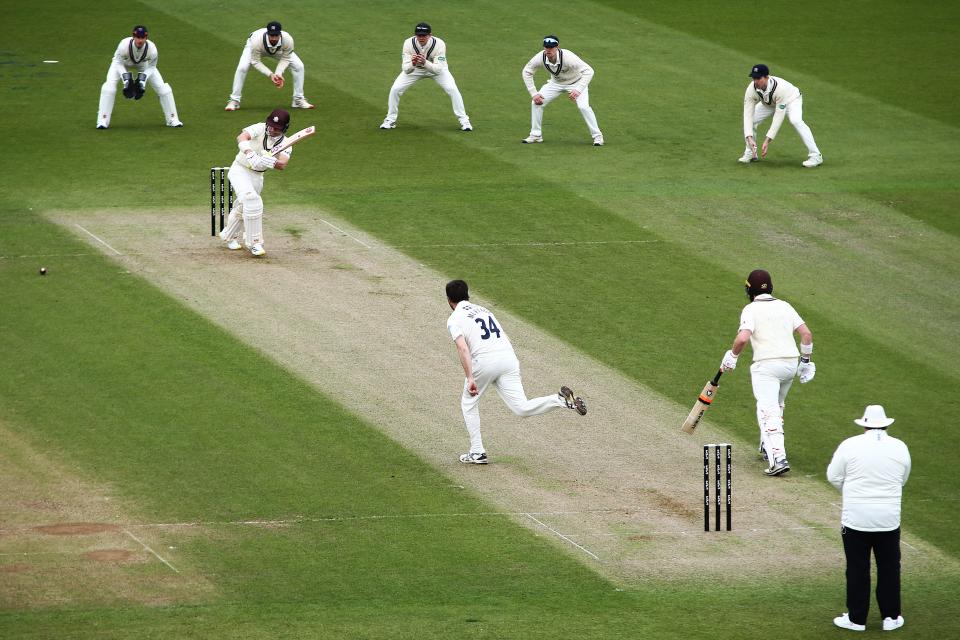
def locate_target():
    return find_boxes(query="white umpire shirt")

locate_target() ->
[447,301,514,360]
[827,429,911,531]
[742,75,802,140]
[739,294,804,361]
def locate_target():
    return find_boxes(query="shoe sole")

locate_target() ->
[764,465,790,477]
[560,386,587,415]
[521,139,543,144]
[459,456,488,465]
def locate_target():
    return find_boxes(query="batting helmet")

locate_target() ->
[745,269,773,300]
[265,108,290,133]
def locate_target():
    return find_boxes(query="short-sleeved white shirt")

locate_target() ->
[447,301,514,359]
[739,294,804,361]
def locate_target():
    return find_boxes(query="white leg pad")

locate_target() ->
[98,82,116,127]
[241,194,264,246]
[219,206,244,241]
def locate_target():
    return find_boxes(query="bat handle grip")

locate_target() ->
[711,369,723,385]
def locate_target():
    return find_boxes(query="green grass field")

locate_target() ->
[2,1,959,637]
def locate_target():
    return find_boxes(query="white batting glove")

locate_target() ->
[798,361,816,383]
[259,155,277,170]
[721,350,738,371]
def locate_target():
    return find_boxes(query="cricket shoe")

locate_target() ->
[168,120,184,128]
[291,97,315,109]
[763,458,790,476]
[802,153,824,167]
[738,150,758,164]
[560,386,587,415]
[460,122,473,131]
[882,616,904,631]
[96,124,108,130]
[379,119,396,130]
[833,613,865,632]
[521,135,543,144]
[249,243,266,257]
[225,239,242,250]
[459,452,488,465]
[592,135,604,146]
[224,100,240,111]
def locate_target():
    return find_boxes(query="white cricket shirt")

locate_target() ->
[247,28,296,76]
[738,294,804,361]
[827,429,911,531]
[400,36,449,76]
[447,301,514,359]
[743,75,802,139]
[522,48,594,95]
[112,37,158,73]
[233,122,292,170]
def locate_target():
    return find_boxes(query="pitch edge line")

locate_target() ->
[122,528,179,573]
[317,218,372,249]
[524,513,600,560]
[74,224,123,255]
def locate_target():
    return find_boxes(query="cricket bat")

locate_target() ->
[680,369,723,434]
[269,126,316,156]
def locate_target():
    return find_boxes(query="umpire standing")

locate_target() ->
[828,405,911,632]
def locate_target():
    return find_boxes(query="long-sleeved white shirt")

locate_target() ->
[743,75,802,140]
[827,429,911,531]
[400,36,450,76]
[233,122,292,171]
[246,28,296,77]
[522,49,594,96]
[112,37,158,75]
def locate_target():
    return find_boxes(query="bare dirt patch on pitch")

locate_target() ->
[51,208,955,585]
[0,420,216,609]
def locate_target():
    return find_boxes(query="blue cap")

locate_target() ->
[266,21,282,36]
[749,64,769,78]
[415,22,431,35]
[132,25,147,38]
[543,35,559,48]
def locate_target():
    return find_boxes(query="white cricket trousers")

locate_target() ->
[97,62,179,127]
[530,82,602,139]
[750,358,799,466]
[230,47,307,101]
[225,163,266,246]
[384,70,470,126]
[460,351,565,454]
[745,97,820,157]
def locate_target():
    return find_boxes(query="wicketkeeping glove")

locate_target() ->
[721,350,738,371]
[798,361,816,383]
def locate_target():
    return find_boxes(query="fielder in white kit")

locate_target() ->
[720,270,816,476]
[521,35,603,146]
[740,63,822,167]
[445,280,586,465]
[217,109,294,257]
[379,22,472,131]
[225,21,314,111]
[97,25,183,129]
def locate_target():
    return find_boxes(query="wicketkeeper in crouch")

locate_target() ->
[719,269,816,476]
[217,109,295,257]
[445,280,586,465]
[97,25,183,129]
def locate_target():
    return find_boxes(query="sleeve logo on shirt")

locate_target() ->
[778,104,786,109]
[437,55,445,62]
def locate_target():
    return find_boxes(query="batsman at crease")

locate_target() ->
[719,269,815,477]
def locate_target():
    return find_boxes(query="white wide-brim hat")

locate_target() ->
[854,404,895,428]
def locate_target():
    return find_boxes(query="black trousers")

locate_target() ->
[841,525,901,625]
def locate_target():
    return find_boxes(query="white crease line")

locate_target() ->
[396,239,659,248]
[524,513,600,561]
[123,528,179,573]
[317,218,372,249]
[74,224,123,255]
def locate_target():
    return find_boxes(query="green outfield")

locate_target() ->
[2,1,959,638]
